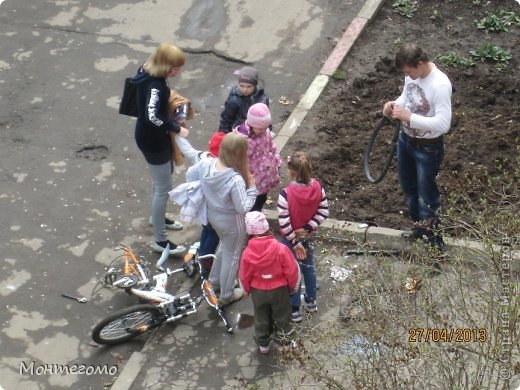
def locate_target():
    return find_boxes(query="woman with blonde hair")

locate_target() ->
[186,133,258,305]
[132,42,190,255]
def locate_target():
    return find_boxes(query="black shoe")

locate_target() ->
[148,216,183,231]
[152,240,186,255]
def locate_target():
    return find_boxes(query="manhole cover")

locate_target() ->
[75,145,109,161]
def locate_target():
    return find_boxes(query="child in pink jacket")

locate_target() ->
[239,211,300,353]
[234,103,281,212]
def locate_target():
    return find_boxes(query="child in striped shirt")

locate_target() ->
[277,151,329,322]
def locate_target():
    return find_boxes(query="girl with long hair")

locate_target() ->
[186,133,258,305]
[132,42,190,255]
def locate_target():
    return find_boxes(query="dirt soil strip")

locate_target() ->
[274,0,384,153]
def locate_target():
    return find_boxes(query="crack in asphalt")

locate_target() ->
[5,21,250,65]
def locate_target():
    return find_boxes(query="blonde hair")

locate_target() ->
[219,133,251,186]
[144,42,186,78]
[287,151,312,184]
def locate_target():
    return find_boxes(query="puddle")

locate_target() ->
[75,145,109,161]
[236,314,254,329]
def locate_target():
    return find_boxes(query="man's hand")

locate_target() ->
[391,106,412,122]
[383,101,395,117]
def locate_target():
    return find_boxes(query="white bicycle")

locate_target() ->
[91,243,239,345]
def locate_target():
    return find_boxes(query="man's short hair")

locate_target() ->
[395,43,429,69]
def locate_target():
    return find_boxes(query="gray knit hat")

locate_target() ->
[238,66,259,86]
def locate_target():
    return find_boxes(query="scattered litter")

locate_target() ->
[330,265,353,282]
[358,223,368,229]
[405,276,422,295]
[278,96,292,105]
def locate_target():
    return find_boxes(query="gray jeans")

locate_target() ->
[147,160,173,242]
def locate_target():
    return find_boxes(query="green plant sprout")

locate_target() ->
[470,44,512,70]
[476,10,520,32]
[436,53,475,68]
[392,0,418,18]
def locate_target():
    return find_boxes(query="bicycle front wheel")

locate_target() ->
[92,304,165,345]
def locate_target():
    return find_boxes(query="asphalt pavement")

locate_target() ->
[0,0,385,389]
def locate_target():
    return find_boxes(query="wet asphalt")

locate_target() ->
[0,1,369,389]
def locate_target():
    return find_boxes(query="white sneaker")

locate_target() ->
[218,288,244,306]
[152,240,186,255]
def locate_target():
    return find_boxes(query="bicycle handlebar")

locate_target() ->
[197,254,217,261]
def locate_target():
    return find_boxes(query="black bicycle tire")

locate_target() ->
[92,304,164,345]
[364,117,400,184]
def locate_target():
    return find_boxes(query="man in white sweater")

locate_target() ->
[383,43,452,252]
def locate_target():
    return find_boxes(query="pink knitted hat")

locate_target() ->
[246,103,271,129]
[245,211,269,235]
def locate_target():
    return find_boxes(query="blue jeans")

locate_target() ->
[281,237,316,309]
[198,223,219,279]
[397,132,444,245]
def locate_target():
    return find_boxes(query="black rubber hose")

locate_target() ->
[364,117,400,184]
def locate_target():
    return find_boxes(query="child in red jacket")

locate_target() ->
[239,211,300,353]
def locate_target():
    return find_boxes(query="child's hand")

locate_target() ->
[295,229,310,240]
[179,127,189,138]
[294,243,307,260]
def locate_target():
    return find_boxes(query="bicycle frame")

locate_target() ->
[98,245,237,334]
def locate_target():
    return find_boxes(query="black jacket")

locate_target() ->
[218,85,269,133]
[132,67,180,165]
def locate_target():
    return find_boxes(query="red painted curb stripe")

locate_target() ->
[320,17,368,76]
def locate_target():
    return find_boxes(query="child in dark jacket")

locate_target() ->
[239,211,300,354]
[218,66,269,133]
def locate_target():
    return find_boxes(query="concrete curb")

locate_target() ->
[111,353,145,390]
